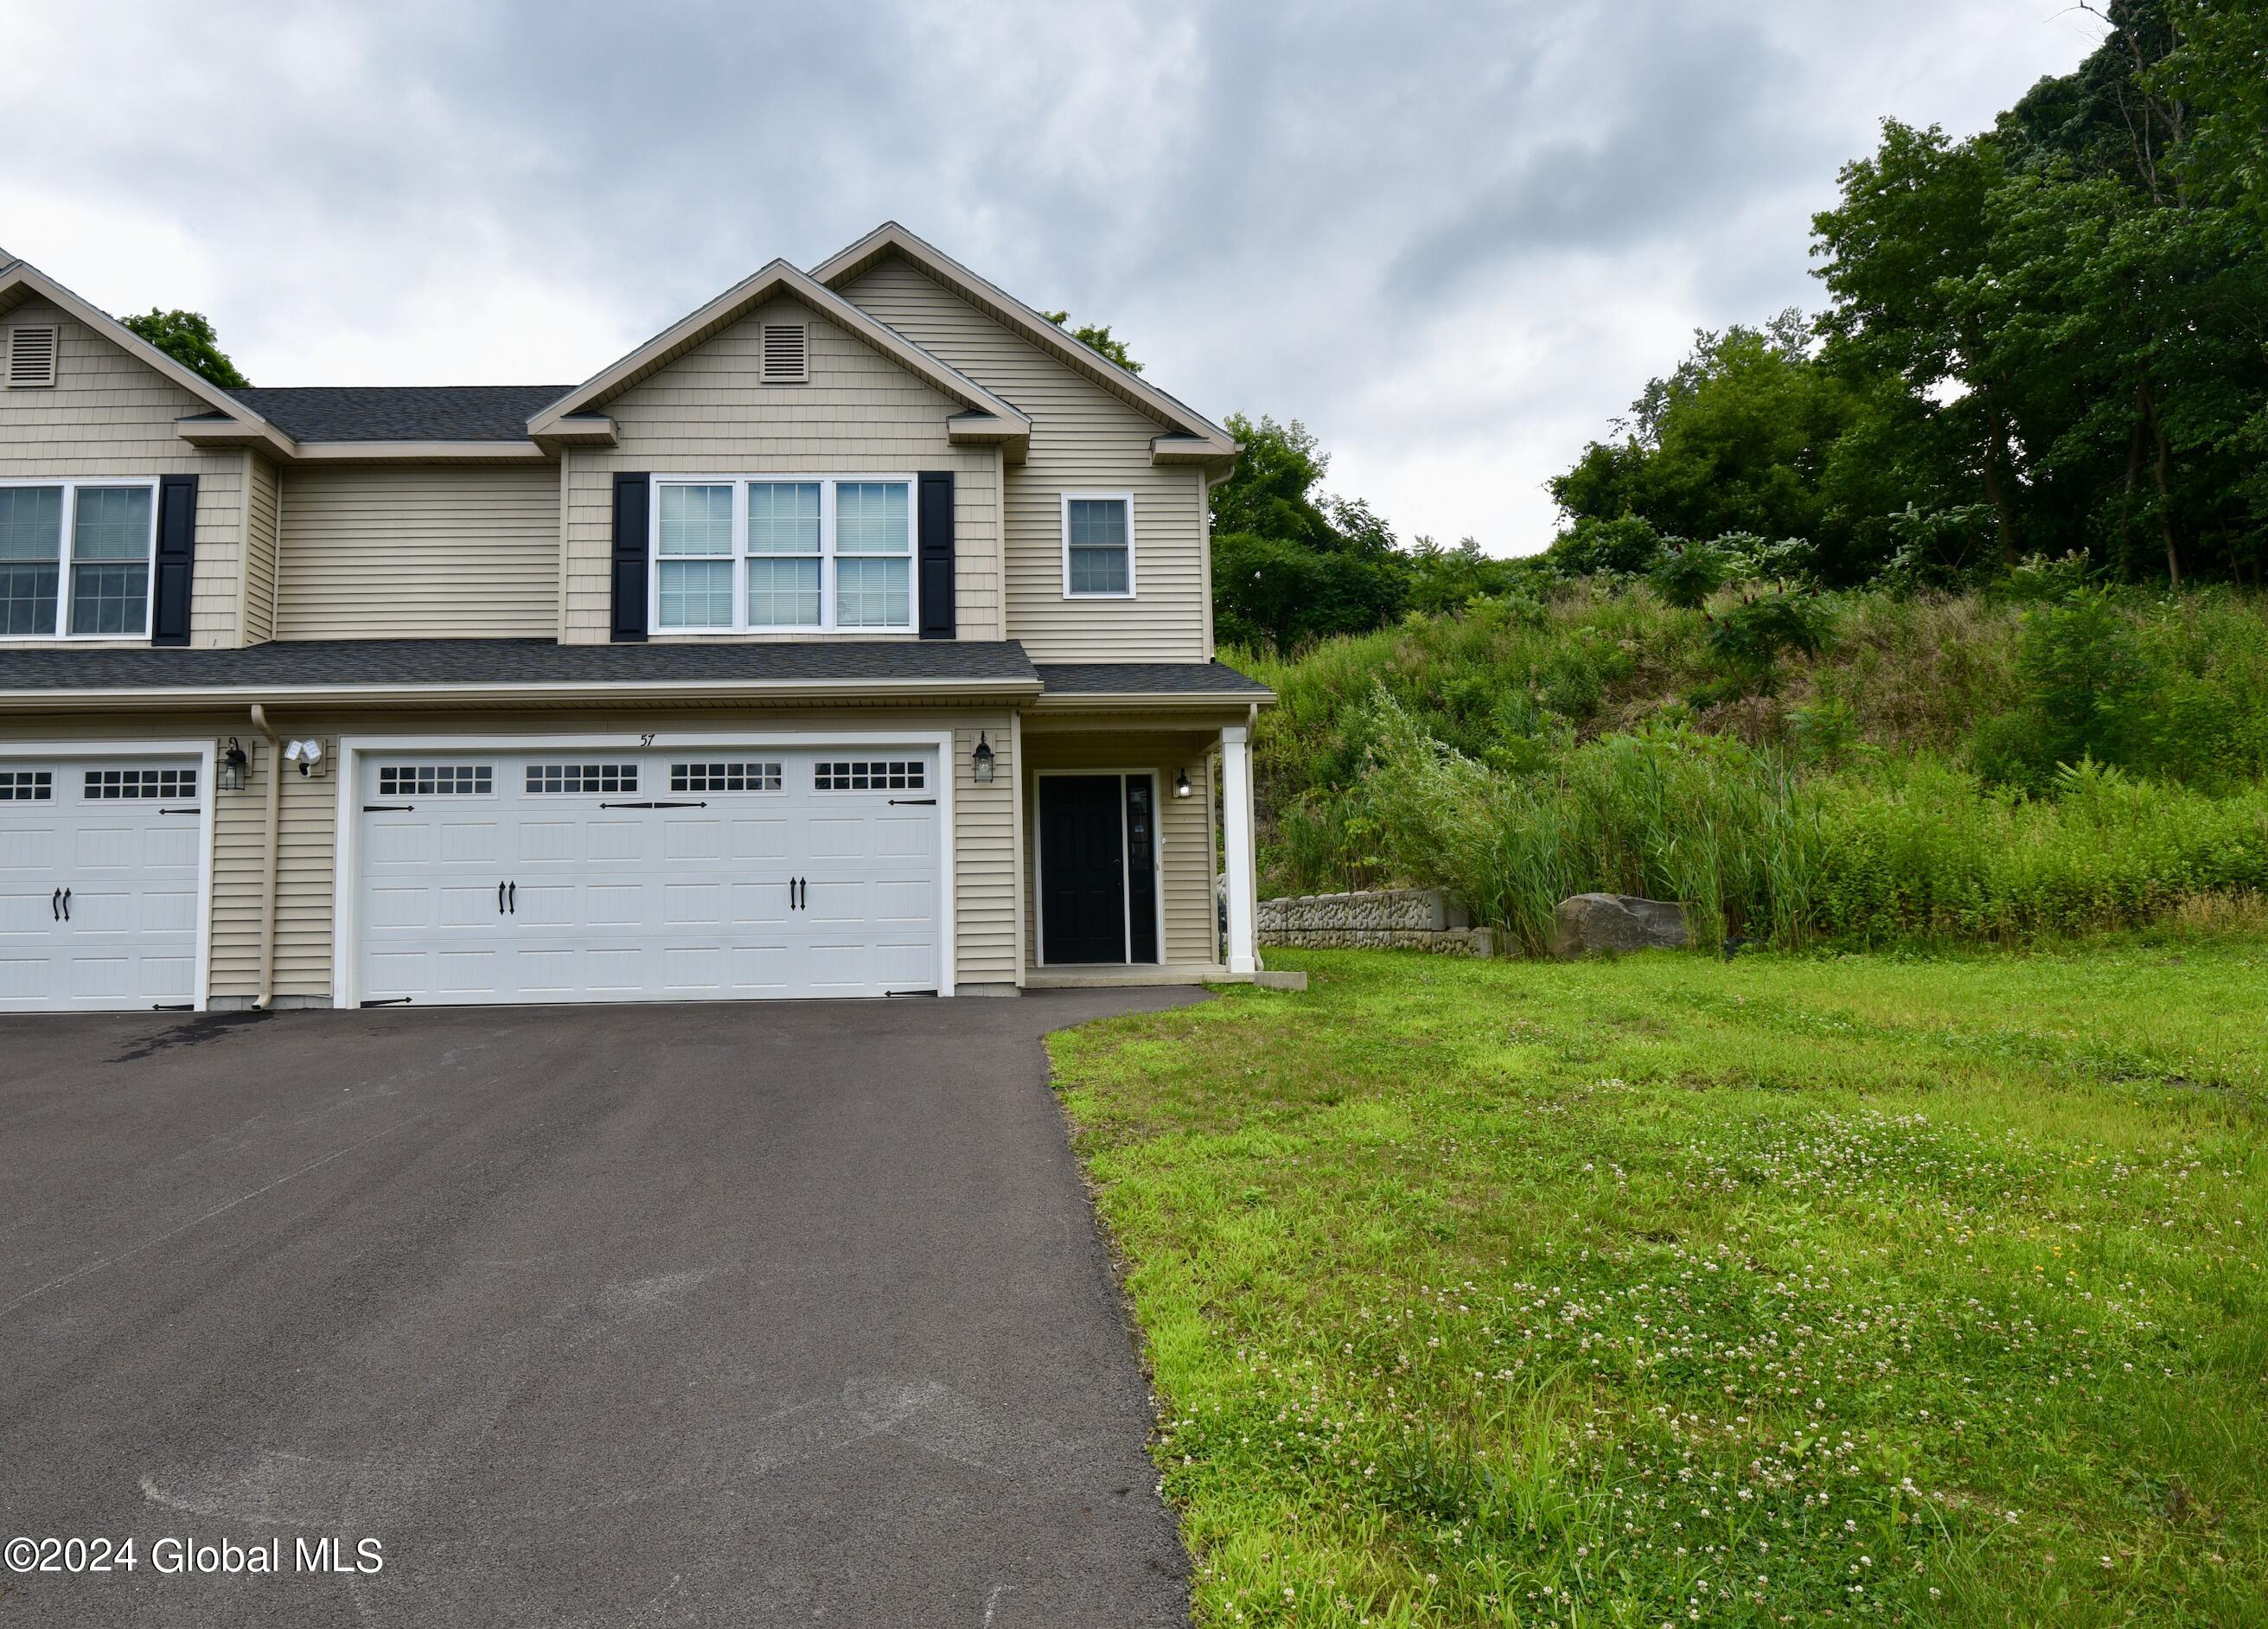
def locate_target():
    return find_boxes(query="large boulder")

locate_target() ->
[1551,893,1688,958]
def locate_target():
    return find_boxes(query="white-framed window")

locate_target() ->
[0,478,159,640]
[651,476,917,633]
[1061,491,1134,597]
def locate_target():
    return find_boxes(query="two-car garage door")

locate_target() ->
[354,747,942,1006]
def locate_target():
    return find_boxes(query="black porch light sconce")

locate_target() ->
[219,737,250,792]
[1173,767,1192,799]
[972,731,996,784]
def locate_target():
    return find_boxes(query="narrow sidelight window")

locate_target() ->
[655,483,735,629]
[747,481,822,628]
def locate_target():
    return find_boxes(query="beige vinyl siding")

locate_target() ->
[840,258,1207,662]
[243,455,280,642]
[274,464,560,639]
[560,296,1001,644]
[0,298,246,647]
[1024,730,1217,968]
[951,709,1018,986]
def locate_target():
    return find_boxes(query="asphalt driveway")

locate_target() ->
[0,991,1202,1627]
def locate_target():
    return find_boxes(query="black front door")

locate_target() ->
[1040,776,1128,963]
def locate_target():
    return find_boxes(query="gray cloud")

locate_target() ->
[1,0,2094,552]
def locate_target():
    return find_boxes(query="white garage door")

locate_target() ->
[0,757,205,1012]
[355,748,942,1006]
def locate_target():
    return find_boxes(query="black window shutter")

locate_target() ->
[150,474,198,647]
[918,470,955,641]
[610,473,650,642]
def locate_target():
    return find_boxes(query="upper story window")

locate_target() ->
[1062,492,1134,597]
[653,476,914,633]
[0,479,158,640]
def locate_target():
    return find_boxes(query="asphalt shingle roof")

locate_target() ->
[0,639,1039,692]
[1033,661,1271,697]
[227,386,575,443]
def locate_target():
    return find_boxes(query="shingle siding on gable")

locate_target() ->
[0,298,247,648]
[275,463,560,639]
[839,257,1210,663]
[558,295,1001,644]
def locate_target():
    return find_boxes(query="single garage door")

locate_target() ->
[0,756,204,1012]
[355,748,941,1006]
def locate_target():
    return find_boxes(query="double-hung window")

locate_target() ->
[0,479,158,639]
[1062,492,1134,597]
[652,476,915,633]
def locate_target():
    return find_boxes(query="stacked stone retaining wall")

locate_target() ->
[1256,888,1494,956]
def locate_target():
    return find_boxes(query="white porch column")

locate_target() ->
[1221,724,1258,974]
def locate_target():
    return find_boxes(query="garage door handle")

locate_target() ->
[508,881,516,915]
[160,806,200,815]
[598,800,707,809]
[888,797,936,806]
[499,880,507,916]
[60,888,69,922]
[51,887,60,921]
[364,803,414,813]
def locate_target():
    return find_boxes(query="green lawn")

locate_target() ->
[1049,945,2268,1626]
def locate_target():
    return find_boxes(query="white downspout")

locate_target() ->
[1221,717,1258,974]
[249,704,283,1009]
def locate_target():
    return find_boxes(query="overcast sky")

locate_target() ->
[2,1,2100,554]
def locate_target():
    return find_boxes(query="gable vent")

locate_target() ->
[5,324,59,388]
[761,323,808,384]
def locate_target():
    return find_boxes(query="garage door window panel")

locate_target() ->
[814,760,924,793]
[526,763,638,795]
[0,770,51,801]
[672,761,783,793]
[86,767,196,800]
[379,765,493,797]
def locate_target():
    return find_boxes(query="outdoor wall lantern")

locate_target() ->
[1173,767,1193,799]
[219,738,249,792]
[972,731,996,784]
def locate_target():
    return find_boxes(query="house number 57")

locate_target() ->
[638,733,655,747]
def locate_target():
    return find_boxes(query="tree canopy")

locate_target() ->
[1040,310,1141,374]
[1549,0,2267,589]
[121,308,251,389]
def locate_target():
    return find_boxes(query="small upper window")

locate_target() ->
[0,770,52,802]
[1063,494,1134,597]
[4,325,59,389]
[0,480,157,639]
[761,323,808,385]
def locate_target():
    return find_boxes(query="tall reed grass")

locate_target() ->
[1354,694,2268,954]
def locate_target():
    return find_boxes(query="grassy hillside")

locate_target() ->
[1236,581,2268,952]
